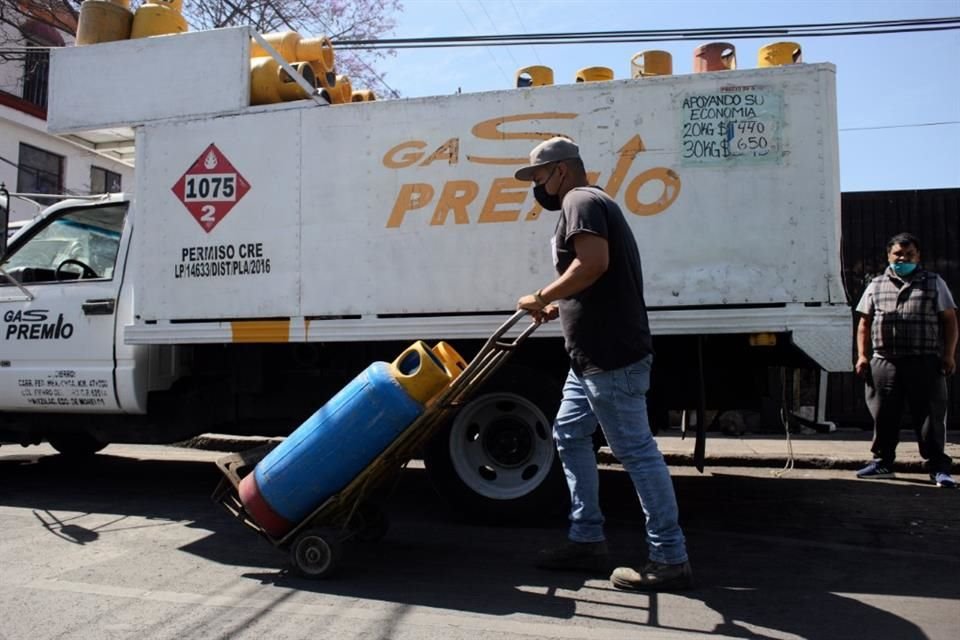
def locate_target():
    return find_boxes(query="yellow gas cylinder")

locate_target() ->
[432,342,468,380]
[76,0,133,45]
[318,72,341,103]
[312,64,338,95]
[515,65,554,87]
[251,31,300,59]
[252,32,335,70]
[313,67,338,103]
[327,74,352,104]
[758,41,802,67]
[693,42,736,72]
[316,87,334,104]
[130,0,188,39]
[575,66,614,83]
[390,341,453,405]
[249,58,316,105]
[351,89,377,102]
[631,50,673,78]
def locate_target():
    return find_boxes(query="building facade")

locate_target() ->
[1,7,133,224]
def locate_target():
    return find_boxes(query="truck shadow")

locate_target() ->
[0,451,954,637]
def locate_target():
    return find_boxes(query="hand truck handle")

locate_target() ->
[487,310,539,351]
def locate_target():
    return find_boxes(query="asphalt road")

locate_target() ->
[0,444,957,640]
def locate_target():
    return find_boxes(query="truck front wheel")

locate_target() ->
[49,433,107,457]
[424,371,568,523]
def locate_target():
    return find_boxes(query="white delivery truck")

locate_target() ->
[0,28,849,519]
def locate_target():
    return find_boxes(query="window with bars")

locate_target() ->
[21,46,50,109]
[19,18,63,110]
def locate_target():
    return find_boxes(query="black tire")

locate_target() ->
[289,528,342,578]
[49,433,108,457]
[423,366,568,524]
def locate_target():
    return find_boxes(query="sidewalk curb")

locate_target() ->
[176,434,283,452]
[178,434,932,473]
[598,450,928,472]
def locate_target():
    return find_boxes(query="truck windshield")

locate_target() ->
[0,204,126,284]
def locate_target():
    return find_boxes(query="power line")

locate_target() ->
[333,16,960,48]
[5,17,956,56]
[456,0,511,88]
[336,25,960,49]
[477,0,522,70]
[508,0,543,65]
[338,16,960,43]
[840,121,960,132]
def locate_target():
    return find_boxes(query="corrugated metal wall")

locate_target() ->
[827,188,960,427]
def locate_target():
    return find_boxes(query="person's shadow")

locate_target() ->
[692,588,924,639]
[597,468,954,639]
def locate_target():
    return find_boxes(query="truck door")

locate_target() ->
[0,202,129,412]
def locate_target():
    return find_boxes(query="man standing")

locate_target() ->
[514,137,691,591]
[855,232,957,488]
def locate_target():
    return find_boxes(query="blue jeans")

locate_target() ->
[553,355,688,565]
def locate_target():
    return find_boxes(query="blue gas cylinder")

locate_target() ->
[239,342,451,538]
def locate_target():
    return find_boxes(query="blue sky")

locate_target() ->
[376,0,960,192]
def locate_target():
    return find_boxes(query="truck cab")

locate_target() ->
[0,195,145,453]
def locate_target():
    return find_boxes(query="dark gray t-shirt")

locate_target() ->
[553,186,653,375]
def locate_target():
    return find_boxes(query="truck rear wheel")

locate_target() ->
[424,368,568,523]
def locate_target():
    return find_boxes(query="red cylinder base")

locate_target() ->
[238,473,294,538]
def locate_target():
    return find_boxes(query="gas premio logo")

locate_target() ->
[381,112,681,228]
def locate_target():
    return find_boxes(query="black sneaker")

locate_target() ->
[930,472,956,488]
[611,560,693,591]
[535,540,609,572]
[856,461,894,479]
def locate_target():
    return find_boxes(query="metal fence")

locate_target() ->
[827,188,960,427]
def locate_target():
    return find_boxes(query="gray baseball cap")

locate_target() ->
[514,136,580,181]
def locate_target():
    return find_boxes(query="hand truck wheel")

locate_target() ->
[289,528,343,578]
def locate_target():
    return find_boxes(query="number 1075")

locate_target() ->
[184,174,236,201]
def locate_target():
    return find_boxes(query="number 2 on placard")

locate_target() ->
[200,205,216,223]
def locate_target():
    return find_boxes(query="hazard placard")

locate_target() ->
[171,144,251,233]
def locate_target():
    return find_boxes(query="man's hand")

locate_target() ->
[855,355,871,378]
[517,293,541,313]
[517,295,559,324]
[941,308,957,376]
[943,354,956,377]
[533,303,559,324]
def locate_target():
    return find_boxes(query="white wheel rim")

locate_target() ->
[447,392,555,501]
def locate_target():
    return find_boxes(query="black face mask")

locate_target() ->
[532,164,563,211]
[533,184,562,211]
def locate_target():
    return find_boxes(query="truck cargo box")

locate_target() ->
[48,28,849,371]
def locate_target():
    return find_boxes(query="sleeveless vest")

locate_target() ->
[869,269,941,357]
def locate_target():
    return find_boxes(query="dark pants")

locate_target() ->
[865,355,952,473]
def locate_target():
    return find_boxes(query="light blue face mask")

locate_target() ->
[890,262,918,277]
